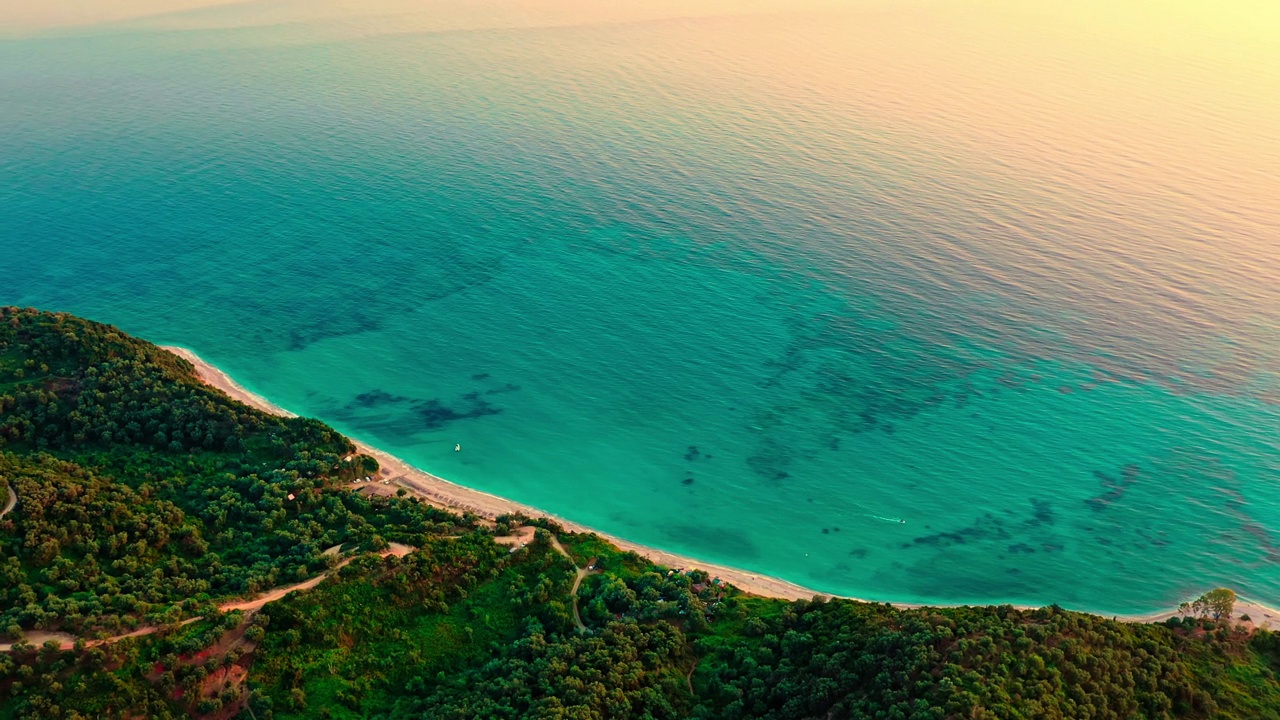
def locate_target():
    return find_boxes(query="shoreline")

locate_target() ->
[163,346,823,601]
[163,345,1280,629]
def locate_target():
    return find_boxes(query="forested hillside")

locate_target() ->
[2,308,1279,720]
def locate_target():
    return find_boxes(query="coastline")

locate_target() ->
[163,345,823,601]
[162,345,1280,629]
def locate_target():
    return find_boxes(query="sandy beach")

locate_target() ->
[163,345,1280,629]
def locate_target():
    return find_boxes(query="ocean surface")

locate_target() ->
[3,0,1279,613]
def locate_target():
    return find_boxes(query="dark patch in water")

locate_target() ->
[749,312,991,452]
[1008,543,1036,554]
[848,548,868,559]
[485,383,521,395]
[903,513,1012,549]
[997,371,1027,389]
[285,312,382,352]
[1176,456,1280,564]
[748,459,789,481]
[353,389,409,408]
[747,439,792,481]
[684,445,701,461]
[471,373,490,381]
[821,528,829,534]
[1029,499,1054,526]
[1136,528,1171,548]
[415,396,502,430]
[1086,464,1141,511]
[1242,522,1280,564]
[681,476,695,486]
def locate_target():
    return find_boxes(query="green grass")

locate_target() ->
[1186,643,1280,719]
[691,595,790,691]
[256,550,546,719]
[0,345,51,393]
[559,532,654,582]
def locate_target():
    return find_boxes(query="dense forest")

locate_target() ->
[3,308,1279,719]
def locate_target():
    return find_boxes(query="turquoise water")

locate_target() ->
[3,0,1280,613]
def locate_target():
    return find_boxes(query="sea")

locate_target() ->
[2,0,1278,613]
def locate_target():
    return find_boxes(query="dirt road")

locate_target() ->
[0,543,416,652]
[1,485,15,520]
[547,534,598,633]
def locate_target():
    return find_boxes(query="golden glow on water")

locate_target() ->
[0,0,845,36]
[6,0,1277,366]
[9,0,1275,386]
[5,0,1280,608]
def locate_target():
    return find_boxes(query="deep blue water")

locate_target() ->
[3,0,1279,612]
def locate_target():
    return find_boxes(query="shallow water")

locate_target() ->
[3,0,1279,613]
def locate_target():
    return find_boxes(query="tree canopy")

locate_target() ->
[1179,588,1237,621]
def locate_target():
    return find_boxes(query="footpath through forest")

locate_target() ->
[549,535,598,633]
[1,501,596,655]
[0,485,15,520]
[491,529,596,632]
[0,543,414,653]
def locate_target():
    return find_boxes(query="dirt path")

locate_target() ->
[569,566,591,633]
[492,528,591,631]
[0,544,416,652]
[217,543,411,614]
[548,535,571,562]
[0,618,205,653]
[219,571,342,613]
[1,485,15,520]
[546,534,598,633]
[1,629,76,649]
[493,525,536,549]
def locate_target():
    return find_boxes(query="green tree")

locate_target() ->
[1180,588,1237,621]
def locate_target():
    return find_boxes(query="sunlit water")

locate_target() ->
[3,0,1279,613]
